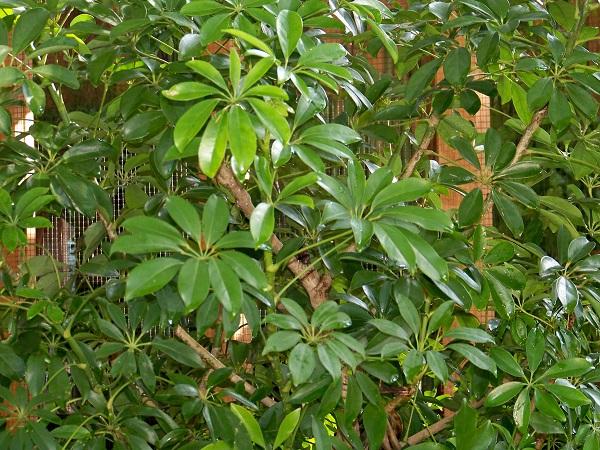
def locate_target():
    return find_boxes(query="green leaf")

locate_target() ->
[209,259,243,313]
[490,347,525,379]
[177,259,209,312]
[553,275,578,310]
[445,326,495,344]
[137,352,156,393]
[449,136,480,169]
[274,409,301,448]
[263,331,301,354]
[122,111,165,142]
[32,65,80,89]
[427,301,454,334]
[526,328,545,374]
[448,343,497,375]
[248,98,291,143]
[300,124,361,144]
[112,216,187,254]
[382,206,452,232]
[498,181,538,208]
[97,318,125,341]
[62,140,116,163]
[355,371,382,405]
[548,0,576,29]
[399,228,448,281]
[527,77,552,110]
[228,106,256,174]
[0,343,25,379]
[264,313,303,330]
[484,127,502,168]
[162,82,220,101]
[198,114,228,178]
[310,301,339,328]
[231,404,266,448]
[242,58,276,93]
[186,60,228,91]
[201,442,232,450]
[403,349,424,383]
[250,202,274,245]
[371,178,432,210]
[458,188,484,227]
[511,81,533,124]
[370,318,410,340]
[476,31,499,67]
[492,190,524,237]
[406,59,442,102]
[0,67,24,87]
[311,416,332,450]
[281,298,309,327]
[394,292,420,336]
[224,28,274,57]
[0,107,10,135]
[202,194,229,247]
[50,425,91,441]
[539,358,592,380]
[566,83,598,120]
[166,196,201,238]
[460,89,481,114]
[279,173,318,200]
[344,376,363,426]
[363,404,386,450]
[289,343,316,386]
[405,444,446,450]
[13,8,50,53]
[317,344,341,379]
[513,387,531,430]
[229,49,241,93]
[180,0,227,16]
[485,382,526,407]
[426,351,448,382]
[548,89,572,130]
[277,10,302,60]
[444,47,470,85]
[317,174,352,209]
[366,18,398,64]
[174,99,219,151]
[298,42,346,67]
[219,251,267,291]
[545,383,591,408]
[125,258,182,300]
[534,389,566,422]
[152,337,204,368]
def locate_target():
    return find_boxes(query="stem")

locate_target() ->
[174,326,276,407]
[510,108,547,165]
[274,230,353,270]
[400,115,439,179]
[566,0,589,55]
[93,82,109,138]
[276,237,352,299]
[400,398,485,448]
[47,84,70,124]
[216,164,332,307]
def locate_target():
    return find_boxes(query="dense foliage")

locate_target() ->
[0,0,599,448]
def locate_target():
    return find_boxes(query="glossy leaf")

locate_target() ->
[125,258,182,300]
[209,259,243,313]
[273,408,301,448]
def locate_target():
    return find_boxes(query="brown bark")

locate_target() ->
[215,164,331,307]
[511,108,547,165]
[400,115,440,180]
[175,325,276,408]
[400,398,485,448]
